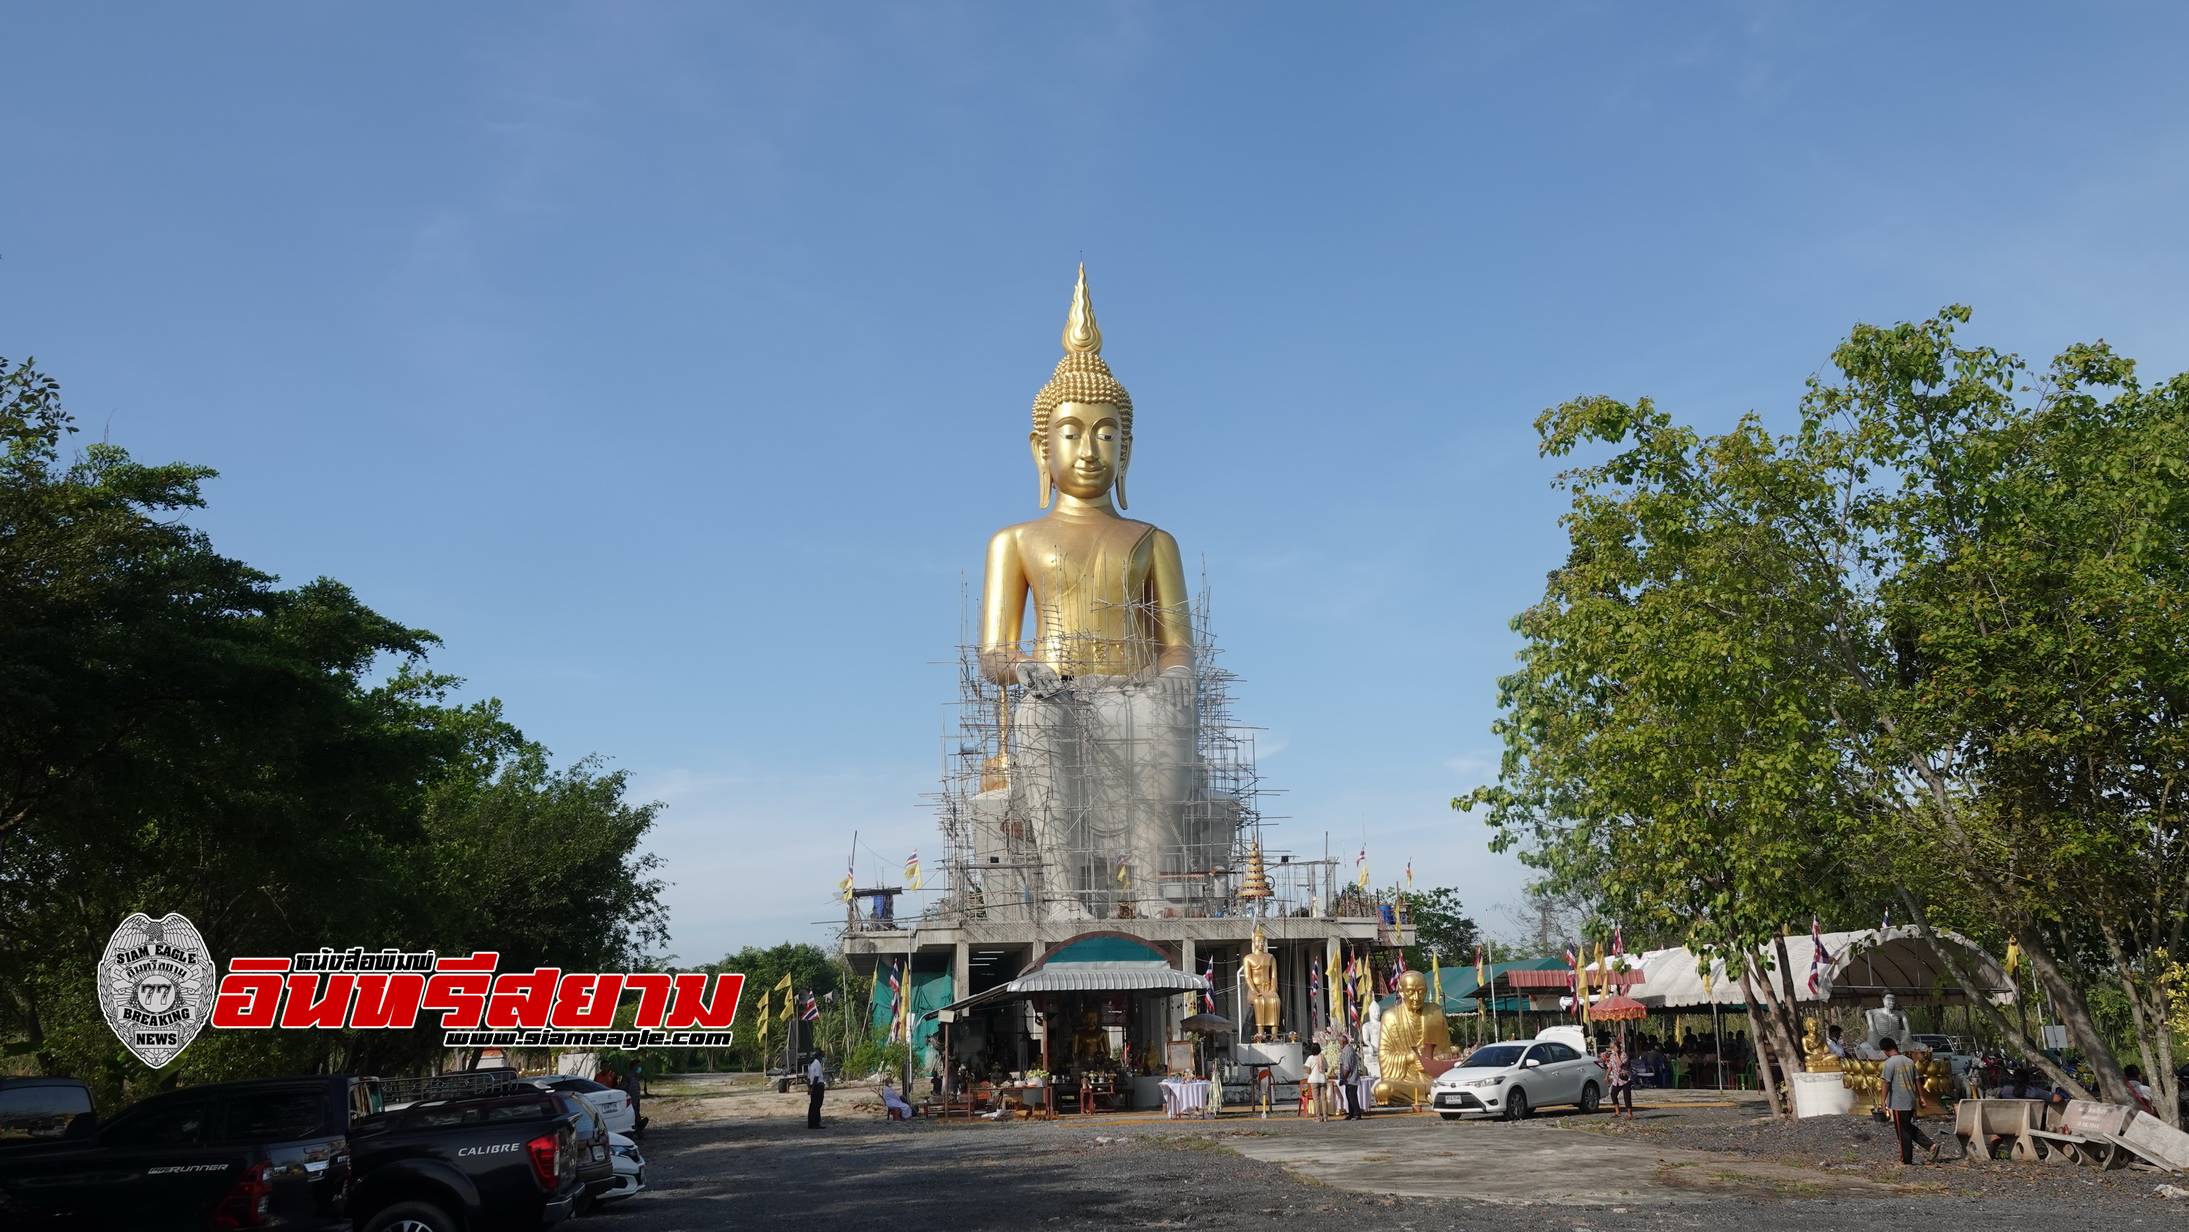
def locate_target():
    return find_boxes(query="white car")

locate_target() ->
[1431,1037,1606,1120]
[526,1074,638,1135]
[598,1130,647,1204]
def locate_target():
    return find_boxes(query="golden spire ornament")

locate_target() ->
[1238,840,1273,902]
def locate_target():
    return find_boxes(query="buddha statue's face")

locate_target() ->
[1882,994,1897,1012]
[1398,970,1428,1013]
[1252,931,1268,954]
[1033,400,1124,502]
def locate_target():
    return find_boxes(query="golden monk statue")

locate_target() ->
[978,265,1199,918]
[1242,928,1280,1040]
[1373,969,1452,1106]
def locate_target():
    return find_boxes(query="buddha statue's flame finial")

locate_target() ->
[1061,261,1103,356]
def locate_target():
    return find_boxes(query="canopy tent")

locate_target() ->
[1631,928,2013,1010]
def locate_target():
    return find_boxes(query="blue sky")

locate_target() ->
[6,4,2186,965]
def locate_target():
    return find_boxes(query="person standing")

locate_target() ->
[1879,1039,1939,1163]
[1304,1043,1330,1122]
[1337,1036,1363,1120]
[1605,1037,1635,1120]
[623,1060,645,1129]
[806,1050,828,1129]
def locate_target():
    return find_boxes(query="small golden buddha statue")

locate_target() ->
[979,265,1199,917]
[1242,927,1280,1041]
[1071,1009,1110,1067]
[1373,970,1452,1106]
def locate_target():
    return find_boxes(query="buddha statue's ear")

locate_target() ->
[1114,442,1130,510]
[1029,429,1050,509]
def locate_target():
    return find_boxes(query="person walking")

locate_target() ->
[1605,1037,1635,1120]
[1305,1043,1330,1122]
[806,1050,828,1129]
[1879,1038,1939,1164]
[1337,1036,1363,1120]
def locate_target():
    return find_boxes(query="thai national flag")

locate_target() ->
[801,991,820,1022]
[1200,956,1217,1012]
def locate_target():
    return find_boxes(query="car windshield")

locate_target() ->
[546,1077,608,1094]
[1460,1044,1528,1069]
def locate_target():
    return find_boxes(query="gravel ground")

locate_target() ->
[1602,1102,2168,1210]
[598,1080,2189,1231]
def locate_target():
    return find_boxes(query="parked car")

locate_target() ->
[0,1075,368,1229]
[522,1075,636,1136]
[598,1131,646,1205]
[348,1087,586,1232]
[1431,1036,1606,1121]
[541,1091,616,1212]
[0,1078,98,1148]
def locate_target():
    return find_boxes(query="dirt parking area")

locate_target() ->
[596,1076,2186,1231]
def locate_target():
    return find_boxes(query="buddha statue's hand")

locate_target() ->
[1014,660,1066,698]
[1156,663,1195,704]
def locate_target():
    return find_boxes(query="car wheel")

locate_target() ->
[1579,1082,1601,1113]
[362,1200,460,1232]
[1503,1086,1531,1121]
[1438,1111,1461,1122]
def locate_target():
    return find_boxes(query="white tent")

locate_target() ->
[1633,928,2014,1010]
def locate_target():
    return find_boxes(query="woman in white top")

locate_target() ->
[1304,1047,1330,1122]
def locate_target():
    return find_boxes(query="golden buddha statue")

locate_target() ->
[1373,969,1452,1106]
[1071,1009,1110,1067]
[978,265,1200,918]
[1242,927,1280,1041]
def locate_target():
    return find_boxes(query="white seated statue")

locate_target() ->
[1861,993,1911,1059]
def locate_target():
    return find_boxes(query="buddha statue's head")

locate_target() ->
[1031,263,1135,510]
[1251,926,1268,954]
[1397,969,1430,1013]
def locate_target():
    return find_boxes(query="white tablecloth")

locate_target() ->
[1160,1079,1212,1118]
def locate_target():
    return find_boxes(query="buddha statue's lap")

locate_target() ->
[978,265,1200,919]
[1374,971,1451,1105]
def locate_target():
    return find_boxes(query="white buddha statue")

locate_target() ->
[1862,993,1911,1058]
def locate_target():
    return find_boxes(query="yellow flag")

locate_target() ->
[1431,949,1443,1008]
[838,866,854,903]
[2004,939,2022,977]
[1116,858,1130,888]
[905,851,923,891]
[756,987,772,1027]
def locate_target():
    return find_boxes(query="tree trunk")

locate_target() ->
[1895,888,2088,1098]
[1746,956,1807,1103]
[1739,969,1787,1119]
[2018,927,2127,1104]
[2096,917,2181,1127]
[1770,932,1809,1073]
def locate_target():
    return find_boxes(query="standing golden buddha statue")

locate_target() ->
[978,266,1199,919]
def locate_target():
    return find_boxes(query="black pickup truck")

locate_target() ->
[0,1075,583,1232]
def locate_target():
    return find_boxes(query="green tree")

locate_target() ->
[1399,888,1481,972]
[1460,307,2188,1120]
[1,358,671,1104]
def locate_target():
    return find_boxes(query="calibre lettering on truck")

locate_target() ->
[456,1143,520,1156]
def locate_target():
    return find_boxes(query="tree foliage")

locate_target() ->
[1458,308,2188,1120]
[0,357,669,1106]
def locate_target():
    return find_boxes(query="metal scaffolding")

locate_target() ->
[920,573,1326,927]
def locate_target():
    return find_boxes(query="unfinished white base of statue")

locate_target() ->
[1008,667,1198,920]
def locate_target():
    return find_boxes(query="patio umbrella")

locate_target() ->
[1590,994,1649,1022]
[1180,1013,1233,1033]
